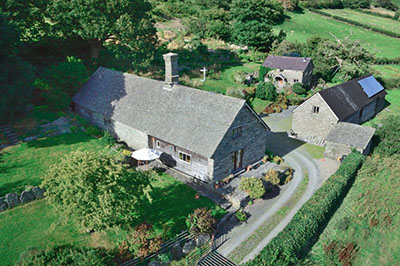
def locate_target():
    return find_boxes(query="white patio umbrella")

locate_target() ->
[131,148,161,161]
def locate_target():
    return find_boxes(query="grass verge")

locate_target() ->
[302,144,326,159]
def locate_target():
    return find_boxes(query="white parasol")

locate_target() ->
[131,148,161,161]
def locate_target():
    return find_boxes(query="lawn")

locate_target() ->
[0,200,90,266]
[305,154,400,265]
[274,10,400,59]
[302,143,326,159]
[322,8,400,35]
[0,131,109,196]
[199,63,261,94]
[250,98,272,113]
[374,64,400,80]
[363,89,400,126]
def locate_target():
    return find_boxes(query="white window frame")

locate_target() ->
[178,151,191,164]
[312,106,320,114]
[156,140,161,148]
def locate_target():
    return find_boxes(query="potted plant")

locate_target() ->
[214,181,220,189]
[195,193,200,199]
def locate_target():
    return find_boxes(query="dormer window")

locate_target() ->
[312,106,320,114]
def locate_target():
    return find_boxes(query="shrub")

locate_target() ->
[273,155,284,165]
[375,115,400,156]
[235,209,247,222]
[86,125,102,137]
[292,82,306,95]
[375,0,398,11]
[256,82,277,101]
[394,11,400,20]
[342,0,370,8]
[186,208,216,235]
[42,151,154,231]
[258,66,269,82]
[245,151,364,266]
[99,131,116,147]
[18,246,111,266]
[239,177,266,199]
[126,222,163,257]
[226,87,245,99]
[282,168,294,185]
[264,169,280,185]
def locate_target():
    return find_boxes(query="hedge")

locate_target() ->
[310,9,400,38]
[245,151,365,266]
[357,8,395,20]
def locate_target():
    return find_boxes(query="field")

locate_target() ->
[305,154,400,265]
[364,89,400,126]
[275,10,400,59]
[0,132,109,196]
[322,8,400,35]
[374,64,400,80]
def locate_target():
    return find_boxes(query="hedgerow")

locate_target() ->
[245,151,365,266]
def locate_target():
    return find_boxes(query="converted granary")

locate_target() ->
[291,75,386,157]
[262,55,313,90]
[72,53,270,182]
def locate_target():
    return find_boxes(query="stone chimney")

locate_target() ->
[163,52,179,87]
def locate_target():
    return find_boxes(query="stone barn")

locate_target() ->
[291,75,386,146]
[262,55,313,90]
[324,122,375,159]
[72,53,270,183]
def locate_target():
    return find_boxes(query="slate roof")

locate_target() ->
[326,122,375,149]
[319,75,387,121]
[72,67,269,158]
[263,55,312,72]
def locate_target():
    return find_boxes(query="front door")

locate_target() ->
[232,149,243,172]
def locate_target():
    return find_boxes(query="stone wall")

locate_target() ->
[324,140,372,159]
[211,105,268,181]
[292,93,338,141]
[0,187,45,212]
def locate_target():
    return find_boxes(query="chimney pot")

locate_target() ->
[163,52,179,86]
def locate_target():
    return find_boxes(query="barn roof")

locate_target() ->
[72,67,269,158]
[326,122,375,149]
[319,75,387,121]
[262,55,312,72]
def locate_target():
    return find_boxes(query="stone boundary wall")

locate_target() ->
[0,187,45,212]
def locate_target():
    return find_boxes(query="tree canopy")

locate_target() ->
[230,0,285,51]
[42,150,155,231]
[0,15,36,122]
[47,0,157,67]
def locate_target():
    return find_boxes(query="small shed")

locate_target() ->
[324,122,375,160]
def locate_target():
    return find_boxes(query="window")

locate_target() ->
[156,140,160,148]
[178,151,191,163]
[312,106,320,114]
[294,79,299,83]
[232,126,242,138]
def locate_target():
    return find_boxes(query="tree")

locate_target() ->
[0,15,36,123]
[264,169,280,185]
[42,150,154,231]
[342,0,370,8]
[47,0,157,67]
[230,0,286,51]
[18,246,111,266]
[186,208,216,235]
[256,82,277,101]
[239,177,265,199]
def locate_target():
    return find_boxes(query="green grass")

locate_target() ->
[275,10,400,59]
[302,143,326,159]
[305,154,400,265]
[0,200,90,266]
[322,9,400,35]
[0,131,108,196]
[364,89,400,126]
[374,64,400,80]
[199,63,260,94]
[250,98,272,113]
[228,173,309,264]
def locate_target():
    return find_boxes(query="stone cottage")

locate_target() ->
[291,75,386,156]
[262,55,313,90]
[72,53,270,183]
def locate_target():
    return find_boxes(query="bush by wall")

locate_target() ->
[245,151,365,266]
[310,9,400,38]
